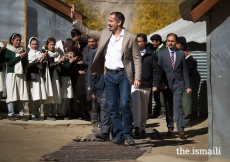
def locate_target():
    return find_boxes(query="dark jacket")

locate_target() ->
[26,58,42,81]
[158,48,190,91]
[70,62,79,84]
[185,54,196,84]
[82,46,97,82]
[154,44,167,87]
[135,44,161,89]
[89,51,105,97]
[59,59,72,77]
[47,55,60,79]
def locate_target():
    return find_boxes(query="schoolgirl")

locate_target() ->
[27,37,47,121]
[43,37,65,120]
[5,33,28,121]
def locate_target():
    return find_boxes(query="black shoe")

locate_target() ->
[125,137,135,146]
[44,116,56,121]
[111,139,125,145]
[31,117,39,121]
[95,133,110,141]
[19,116,28,121]
[37,117,44,121]
[77,113,85,120]
[7,116,16,121]
[84,111,90,117]
[167,128,174,136]
[0,116,2,120]
[56,116,64,120]
[73,112,84,120]
[134,127,141,136]
[91,119,97,124]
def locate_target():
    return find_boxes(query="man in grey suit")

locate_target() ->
[158,33,191,139]
[71,5,142,145]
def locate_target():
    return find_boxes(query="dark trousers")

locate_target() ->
[105,70,132,140]
[98,90,111,134]
[163,80,184,132]
[154,91,166,115]
[182,91,192,126]
[90,98,98,120]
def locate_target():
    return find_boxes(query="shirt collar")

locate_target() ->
[168,47,176,53]
[112,29,124,38]
[185,54,191,59]
[140,49,146,56]
[158,44,163,50]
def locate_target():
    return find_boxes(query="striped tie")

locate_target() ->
[170,51,174,69]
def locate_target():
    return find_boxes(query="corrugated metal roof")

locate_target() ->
[147,18,206,43]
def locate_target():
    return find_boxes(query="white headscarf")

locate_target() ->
[27,37,43,68]
[55,40,65,58]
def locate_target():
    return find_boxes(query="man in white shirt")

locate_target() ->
[71,5,142,145]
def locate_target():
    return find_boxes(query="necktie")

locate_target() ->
[170,51,174,69]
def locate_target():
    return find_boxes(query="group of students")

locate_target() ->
[0,31,195,141]
[0,33,83,121]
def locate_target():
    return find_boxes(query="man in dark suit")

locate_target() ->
[158,33,192,139]
[82,36,98,123]
[71,5,142,145]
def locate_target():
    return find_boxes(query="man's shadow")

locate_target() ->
[191,60,207,126]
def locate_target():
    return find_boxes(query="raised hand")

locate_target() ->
[77,60,83,64]
[58,57,65,63]
[69,57,75,63]
[78,70,85,75]
[39,51,47,60]
[20,51,27,58]
[71,4,76,22]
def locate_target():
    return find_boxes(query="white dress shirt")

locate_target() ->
[105,29,124,69]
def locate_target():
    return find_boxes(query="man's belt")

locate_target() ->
[106,68,124,73]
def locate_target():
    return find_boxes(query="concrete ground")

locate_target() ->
[0,114,229,162]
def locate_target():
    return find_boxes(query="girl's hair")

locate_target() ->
[29,37,38,44]
[9,33,21,45]
[66,46,77,55]
[46,37,56,46]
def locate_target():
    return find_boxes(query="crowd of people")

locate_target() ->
[0,6,196,146]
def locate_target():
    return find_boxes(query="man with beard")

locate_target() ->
[158,33,191,139]
[71,5,142,145]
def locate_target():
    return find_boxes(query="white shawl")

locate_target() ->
[6,44,24,74]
